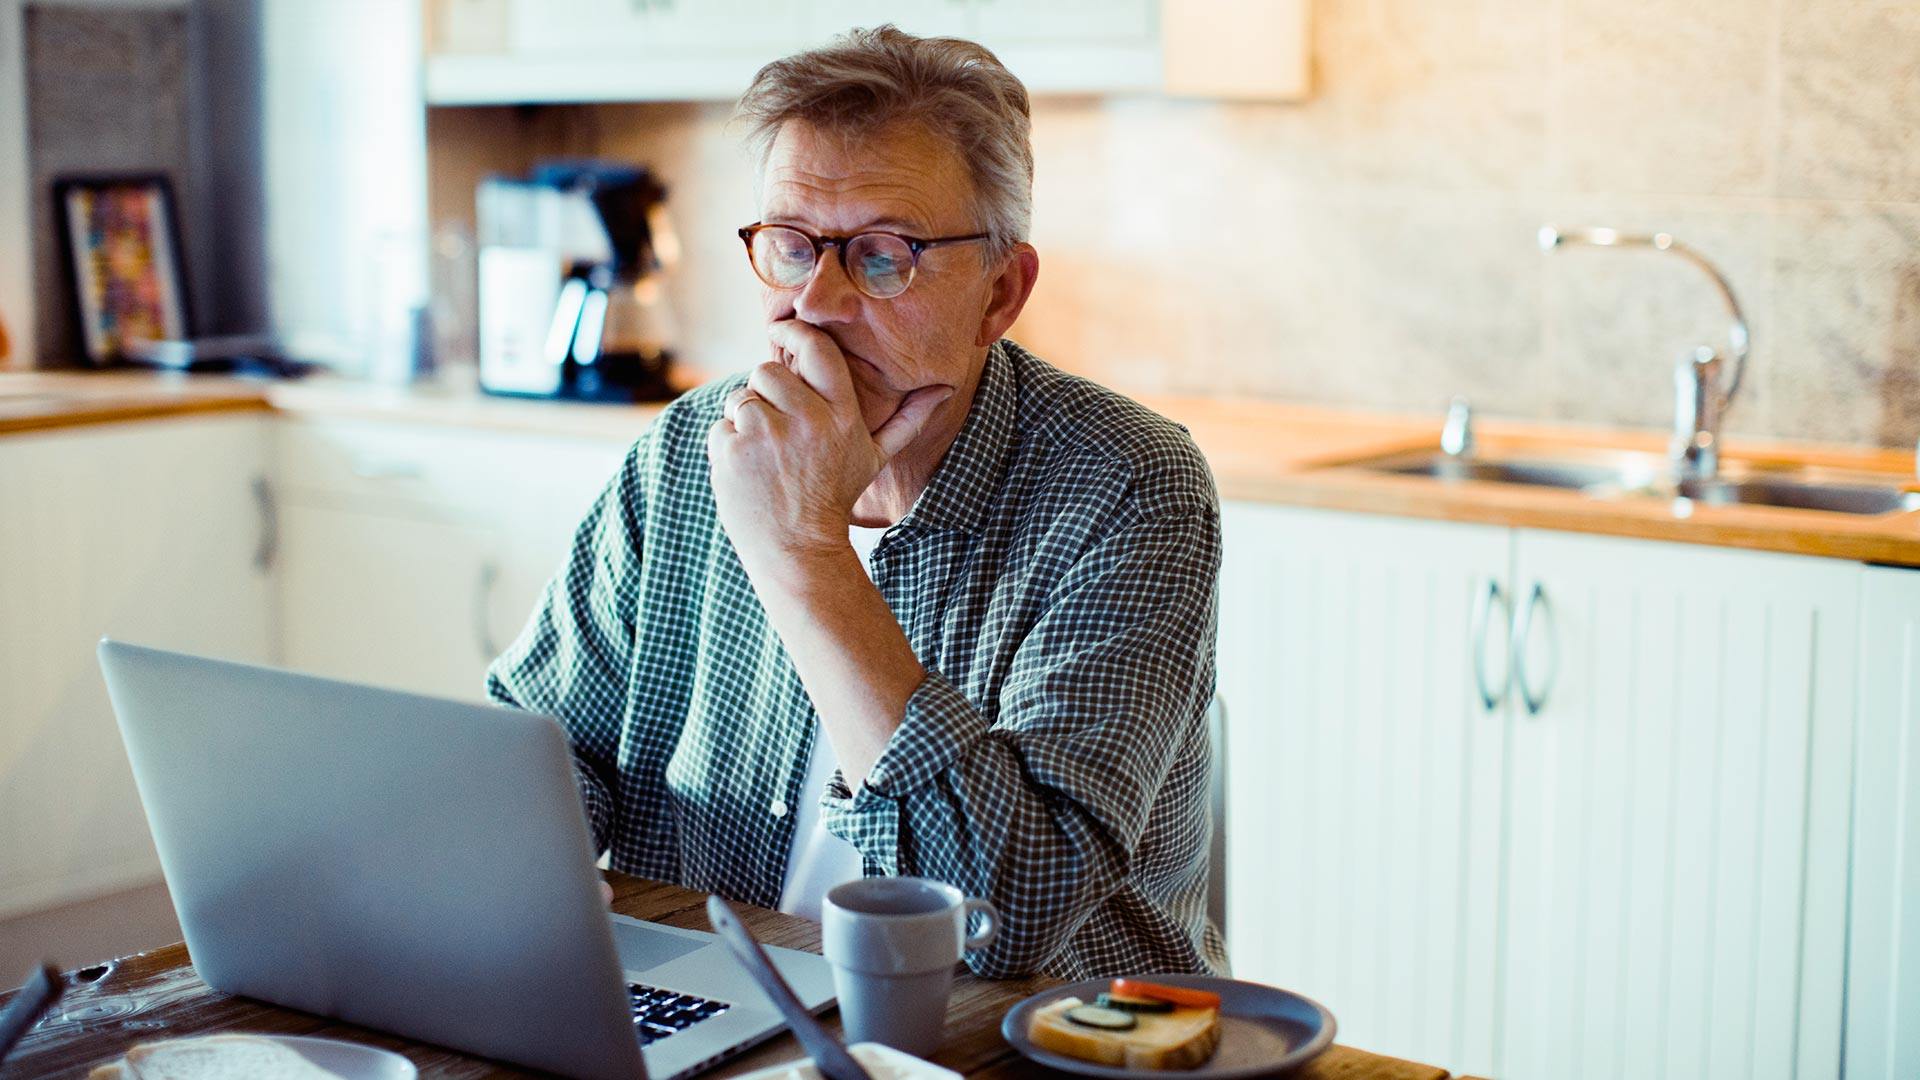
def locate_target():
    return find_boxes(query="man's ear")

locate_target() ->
[974,243,1041,348]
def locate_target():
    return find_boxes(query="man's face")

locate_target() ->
[757,119,997,434]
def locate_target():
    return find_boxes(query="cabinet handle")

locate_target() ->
[1470,578,1510,712]
[251,476,278,573]
[1511,582,1557,716]
[474,561,501,662]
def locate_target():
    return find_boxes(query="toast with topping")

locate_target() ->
[1026,979,1222,1070]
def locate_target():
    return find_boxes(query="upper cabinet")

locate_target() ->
[424,0,1308,105]
[428,0,797,105]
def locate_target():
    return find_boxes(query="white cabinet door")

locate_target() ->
[803,2,972,43]
[1217,503,1510,1074]
[430,0,804,104]
[509,0,799,56]
[431,0,1159,102]
[807,1,1155,50]
[0,417,273,918]
[973,0,1157,93]
[1848,565,1920,1080]
[1501,532,1858,1080]
[273,417,627,703]
[971,0,1154,45]
[278,502,507,703]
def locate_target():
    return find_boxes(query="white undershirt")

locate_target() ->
[775,524,887,921]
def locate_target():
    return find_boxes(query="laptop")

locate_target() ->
[97,639,836,1080]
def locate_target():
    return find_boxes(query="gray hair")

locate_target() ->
[734,25,1033,261]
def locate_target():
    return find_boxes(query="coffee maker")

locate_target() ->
[477,162,679,402]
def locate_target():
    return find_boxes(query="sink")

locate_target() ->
[1356,450,1664,493]
[1678,477,1920,515]
[1344,450,1920,516]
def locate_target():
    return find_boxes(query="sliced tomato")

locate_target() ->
[1109,977,1222,1009]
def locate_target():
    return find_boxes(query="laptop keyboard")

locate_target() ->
[629,982,731,1046]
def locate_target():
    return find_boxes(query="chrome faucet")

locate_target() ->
[1538,226,1751,482]
[1442,396,1475,458]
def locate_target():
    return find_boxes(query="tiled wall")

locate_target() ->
[25,5,194,366]
[429,0,1920,447]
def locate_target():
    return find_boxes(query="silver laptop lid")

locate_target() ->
[97,639,645,1080]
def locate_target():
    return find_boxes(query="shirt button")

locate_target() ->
[769,798,789,819]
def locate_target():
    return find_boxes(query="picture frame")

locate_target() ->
[54,174,191,366]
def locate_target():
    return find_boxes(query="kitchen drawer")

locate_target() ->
[274,417,630,523]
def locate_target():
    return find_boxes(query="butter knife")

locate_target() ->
[705,895,874,1080]
[0,963,64,1067]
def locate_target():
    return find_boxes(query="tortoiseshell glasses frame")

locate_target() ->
[737,222,991,300]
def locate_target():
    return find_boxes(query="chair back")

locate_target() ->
[1206,694,1228,936]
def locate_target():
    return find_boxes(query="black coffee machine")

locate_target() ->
[479,162,680,403]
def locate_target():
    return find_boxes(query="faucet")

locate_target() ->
[1538,226,1751,482]
[1442,396,1475,458]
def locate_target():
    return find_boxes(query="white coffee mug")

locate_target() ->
[821,877,999,1056]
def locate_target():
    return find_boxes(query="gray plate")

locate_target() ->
[1000,974,1335,1079]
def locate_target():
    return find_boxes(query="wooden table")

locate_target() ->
[0,875,1451,1079]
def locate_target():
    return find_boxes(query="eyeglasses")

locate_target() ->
[737,222,990,300]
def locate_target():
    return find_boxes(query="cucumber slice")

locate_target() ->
[1065,1004,1138,1031]
[1095,991,1176,1014]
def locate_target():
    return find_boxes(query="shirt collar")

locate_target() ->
[893,340,1018,536]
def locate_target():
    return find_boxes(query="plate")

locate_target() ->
[730,1041,962,1080]
[264,1035,418,1079]
[1000,974,1335,1079]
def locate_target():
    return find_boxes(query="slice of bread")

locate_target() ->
[1027,995,1222,1070]
[87,1034,347,1079]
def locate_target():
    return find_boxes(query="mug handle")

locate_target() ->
[962,898,999,952]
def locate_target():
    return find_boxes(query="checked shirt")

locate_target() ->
[487,339,1226,979]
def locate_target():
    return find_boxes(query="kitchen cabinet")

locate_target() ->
[801,1,971,43]
[1500,532,1856,1080]
[0,416,274,919]
[1218,504,1858,1080]
[272,416,629,702]
[425,0,1163,103]
[1218,503,1508,1073]
[509,0,799,57]
[1847,565,1920,1080]
[864,1,1159,95]
[278,503,507,701]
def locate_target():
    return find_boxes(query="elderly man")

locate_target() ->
[488,26,1223,980]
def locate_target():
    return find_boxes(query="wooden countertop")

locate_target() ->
[5,368,1920,567]
[0,874,1451,1080]
[1141,395,1920,566]
[0,369,669,443]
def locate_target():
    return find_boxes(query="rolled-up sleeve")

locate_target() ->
[820,507,1219,978]
[486,437,651,856]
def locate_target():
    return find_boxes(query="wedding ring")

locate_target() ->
[728,391,767,426]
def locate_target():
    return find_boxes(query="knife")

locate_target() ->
[705,895,875,1080]
[0,963,64,1067]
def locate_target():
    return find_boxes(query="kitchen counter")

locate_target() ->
[0,369,670,442]
[5,368,1920,567]
[1144,395,1920,567]
[0,370,274,433]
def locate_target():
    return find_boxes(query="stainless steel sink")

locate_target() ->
[1345,449,1920,516]
[1357,450,1663,493]
[1677,477,1920,515]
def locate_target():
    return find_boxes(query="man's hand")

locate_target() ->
[707,321,950,574]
